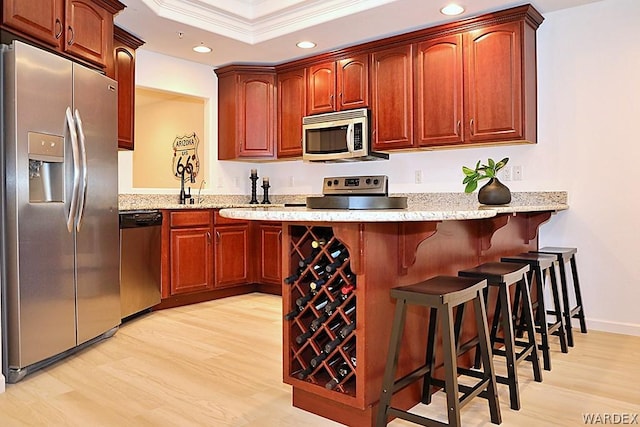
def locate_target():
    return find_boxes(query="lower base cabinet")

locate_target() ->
[158,209,281,308]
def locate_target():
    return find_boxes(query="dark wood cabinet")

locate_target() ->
[214,224,249,288]
[277,68,306,158]
[168,210,213,296]
[258,223,282,286]
[216,66,276,160]
[370,44,414,150]
[414,34,464,147]
[306,54,368,115]
[111,26,143,150]
[2,0,124,68]
[2,0,64,48]
[465,21,534,143]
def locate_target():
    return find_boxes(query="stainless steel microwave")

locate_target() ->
[302,108,388,162]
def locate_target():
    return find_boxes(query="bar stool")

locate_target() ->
[532,247,587,347]
[501,253,569,371]
[458,262,542,410]
[376,276,501,427]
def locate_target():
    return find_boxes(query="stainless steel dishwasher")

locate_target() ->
[119,210,163,320]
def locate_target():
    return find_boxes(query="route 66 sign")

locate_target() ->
[172,133,200,180]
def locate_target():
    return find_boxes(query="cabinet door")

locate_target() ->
[2,0,64,49]
[65,0,112,67]
[307,61,335,115]
[371,44,414,150]
[238,73,276,157]
[337,54,369,111]
[170,227,213,295]
[277,69,306,158]
[113,42,135,149]
[465,21,523,142]
[215,225,249,288]
[260,224,282,285]
[415,35,464,147]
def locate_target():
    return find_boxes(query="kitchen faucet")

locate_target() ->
[197,180,206,204]
[178,162,194,204]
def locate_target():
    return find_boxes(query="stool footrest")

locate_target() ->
[427,368,493,410]
[387,407,449,427]
[391,364,431,395]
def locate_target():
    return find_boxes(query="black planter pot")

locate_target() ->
[478,178,511,205]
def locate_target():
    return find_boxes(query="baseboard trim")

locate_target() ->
[586,318,640,337]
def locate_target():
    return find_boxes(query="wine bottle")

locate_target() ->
[311,237,328,248]
[284,271,300,285]
[295,291,314,308]
[294,365,314,380]
[309,278,328,292]
[309,313,329,332]
[309,351,328,368]
[325,362,352,390]
[338,321,356,339]
[298,248,320,268]
[325,292,356,316]
[295,329,313,345]
[325,249,349,273]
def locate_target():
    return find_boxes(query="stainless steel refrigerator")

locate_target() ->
[1,41,121,383]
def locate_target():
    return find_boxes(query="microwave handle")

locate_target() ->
[346,122,355,152]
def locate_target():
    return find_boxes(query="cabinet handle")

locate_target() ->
[55,19,63,39]
[469,118,474,136]
[216,231,221,243]
[456,120,461,136]
[67,26,74,46]
[206,231,211,244]
[278,230,282,240]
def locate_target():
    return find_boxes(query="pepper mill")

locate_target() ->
[249,169,259,204]
[261,177,271,204]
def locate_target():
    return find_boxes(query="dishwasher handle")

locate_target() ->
[119,211,163,229]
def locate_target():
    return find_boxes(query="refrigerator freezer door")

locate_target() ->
[4,42,76,368]
[72,63,120,344]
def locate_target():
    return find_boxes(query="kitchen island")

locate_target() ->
[219,192,567,426]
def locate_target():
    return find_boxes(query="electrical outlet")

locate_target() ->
[414,170,423,184]
[233,176,240,187]
[513,165,523,181]
[289,176,295,187]
[501,166,512,181]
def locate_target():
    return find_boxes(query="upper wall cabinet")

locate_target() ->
[371,44,414,150]
[277,68,306,158]
[306,54,369,115]
[1,0,125,68]
[414,34,464,146]
[109,26,144,150]
[216,66,276,160]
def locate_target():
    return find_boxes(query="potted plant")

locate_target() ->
[462,157,511,205]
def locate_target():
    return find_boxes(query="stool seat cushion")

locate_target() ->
[391,276,487,307]
[502,253,556,270]
[459,262,530,285]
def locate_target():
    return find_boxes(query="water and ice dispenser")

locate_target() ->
[28,132,64,203]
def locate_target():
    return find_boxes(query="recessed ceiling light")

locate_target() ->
[440,4,465,16]
[296,41,316,49]
[193,43,212,53]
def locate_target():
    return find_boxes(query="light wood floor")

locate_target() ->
[0,293,638,426]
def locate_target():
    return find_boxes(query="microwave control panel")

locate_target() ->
[353,123,363,151]
[322,175,388,196]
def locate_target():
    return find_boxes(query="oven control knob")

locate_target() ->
[373,179,379,185]
[327,181,332,187]
[366,178,371,185]
[333,179,339,185]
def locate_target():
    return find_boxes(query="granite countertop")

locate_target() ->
[118,194,288,211]
[216,192,569,222]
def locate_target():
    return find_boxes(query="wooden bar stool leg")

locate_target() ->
[570,256,588,334]
[533,266,551,371]
[473,292,501,425]
[518,275,543,382]
[497,283,521,410]
[549,263,568,353]
[421,308,438,405]
[557,260,575,347]
[440,304,462,427]
[376,299,408,427]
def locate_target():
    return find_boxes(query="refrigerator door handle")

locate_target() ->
[74,109,88,232]
[65,107,80,233]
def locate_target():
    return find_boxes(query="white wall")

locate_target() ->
[120,0,640,336]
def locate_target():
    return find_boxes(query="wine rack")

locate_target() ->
[284,226,357,396]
